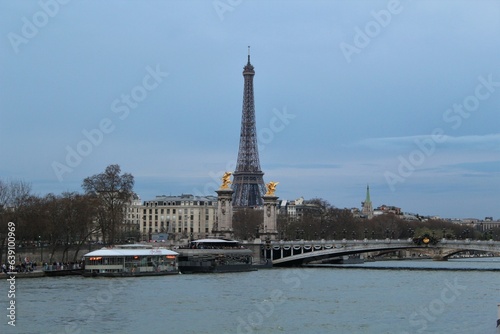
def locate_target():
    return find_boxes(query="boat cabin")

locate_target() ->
[188,238,242,249]
[83,244,179,277]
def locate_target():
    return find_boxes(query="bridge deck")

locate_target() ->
[263,239,500,266]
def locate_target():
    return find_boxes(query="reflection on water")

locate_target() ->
[1,258,499,334]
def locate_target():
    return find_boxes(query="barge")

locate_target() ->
[177,239,255,274]
[82,244,179,277]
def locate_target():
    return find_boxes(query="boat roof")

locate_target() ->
[191,238,239,244]
[84,248,178,257]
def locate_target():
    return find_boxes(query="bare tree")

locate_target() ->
[82,164,134,245]
[0,179,32,264]
[232,209,262,240]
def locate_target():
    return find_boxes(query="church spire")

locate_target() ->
[362,184,374,219]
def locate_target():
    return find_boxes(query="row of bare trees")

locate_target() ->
[0,164,135,264]
[232,197,499,241]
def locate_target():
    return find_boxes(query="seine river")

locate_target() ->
[2,258,499,334]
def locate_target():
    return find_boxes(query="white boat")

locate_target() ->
[82,244,179,277]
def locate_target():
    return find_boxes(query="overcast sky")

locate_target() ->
[1,0,499,219]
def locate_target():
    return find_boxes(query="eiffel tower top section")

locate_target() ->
[232,47,266,207]
[235,47,262,174]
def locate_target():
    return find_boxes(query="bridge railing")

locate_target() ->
[265,238,500,263]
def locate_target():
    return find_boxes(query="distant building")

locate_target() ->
[122,193,142,240]
[361,185,373,219]
[126,194,217,241]
[374,204,402,216]
[278,197,322,220]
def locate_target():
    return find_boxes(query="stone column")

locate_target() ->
[261,194,279,240]
[213,189,234,239]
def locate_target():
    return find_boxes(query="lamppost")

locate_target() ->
[351,231,356,240]
[442,228,446,239]
[385,228,389,239]
[364,229,368,239]
[39,235,43,264]
[371,230,375,239]
[342,229,347,239]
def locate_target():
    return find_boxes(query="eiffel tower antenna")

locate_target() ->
[232,48,266,207]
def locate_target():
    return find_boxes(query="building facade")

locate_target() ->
[278,197,322,220]
[143,194,217,241]
[126,194,217,241]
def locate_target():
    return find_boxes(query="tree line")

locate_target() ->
[0,164,135,264]
[232,198,499,242]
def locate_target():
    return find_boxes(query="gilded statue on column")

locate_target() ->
[265,181,279,196]
[220,172,232,189]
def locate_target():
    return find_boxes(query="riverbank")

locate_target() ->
[2,270,45,278]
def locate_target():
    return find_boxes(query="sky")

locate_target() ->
[1,0,499,219]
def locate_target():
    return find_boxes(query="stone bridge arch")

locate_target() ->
[264,239,500,266]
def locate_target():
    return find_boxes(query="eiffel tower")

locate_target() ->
[232,47,266,208]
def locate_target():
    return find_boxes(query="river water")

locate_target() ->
[1,258,499,334]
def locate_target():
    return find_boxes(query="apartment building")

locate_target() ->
[130,194,217,241]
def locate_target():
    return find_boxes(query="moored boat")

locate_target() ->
[177,238,255,274]
[43,264,84,276]
[82,244,179,277]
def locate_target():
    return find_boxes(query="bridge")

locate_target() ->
[261,238,500,266]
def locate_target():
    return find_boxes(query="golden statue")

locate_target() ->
[220,172,232,189]
[265,181,279,196]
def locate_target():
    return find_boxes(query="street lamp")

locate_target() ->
[39,235,43,264]
[342,229,347,239]
[442,228,446,239]
[364,229,368,239]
